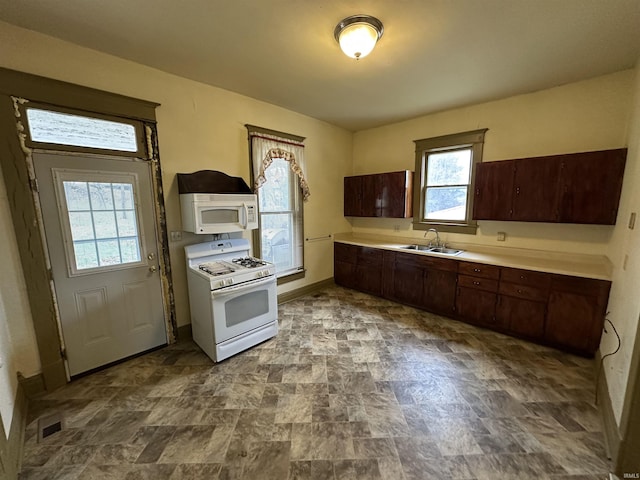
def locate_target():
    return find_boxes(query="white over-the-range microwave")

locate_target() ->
[180,193,258,234]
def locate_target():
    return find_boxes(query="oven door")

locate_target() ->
[211,276,277,343]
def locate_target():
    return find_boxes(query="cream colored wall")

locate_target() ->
[352,70,634,255]
[0,21,352,334]
[602,60,640,426]
[0,161,41,435]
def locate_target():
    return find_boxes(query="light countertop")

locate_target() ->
[333,232,612,281]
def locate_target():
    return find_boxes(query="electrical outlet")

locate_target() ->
[170,231,182,242]
[393,225,400,232]
[629,212,636,230]
[497,232,506,242]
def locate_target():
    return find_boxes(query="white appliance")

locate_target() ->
[185,239,277,362]
[180,193,258,234]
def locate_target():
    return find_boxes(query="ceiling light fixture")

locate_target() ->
[334,15,384,60]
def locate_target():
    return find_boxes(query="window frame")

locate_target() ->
[412,129,487,234]
[20,102,147,157]
[246,124,306,285]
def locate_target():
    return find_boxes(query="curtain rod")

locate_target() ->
[250,133,305,148]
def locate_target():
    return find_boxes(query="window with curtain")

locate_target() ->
[247,125,309,281]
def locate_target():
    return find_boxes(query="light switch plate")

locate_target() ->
[170,231,182,242]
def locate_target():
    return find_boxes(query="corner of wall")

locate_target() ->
[596,349,623,464]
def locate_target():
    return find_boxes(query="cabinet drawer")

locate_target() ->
[458,262,500,280]
[458,274,498,293]
[499,282,547,302]
[500,268,551,288]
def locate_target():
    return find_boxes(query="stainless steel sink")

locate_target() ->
[426,247,463,256]
[401,244,430,251]
[400,244,463,256]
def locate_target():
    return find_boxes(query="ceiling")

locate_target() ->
[1,1,639,131]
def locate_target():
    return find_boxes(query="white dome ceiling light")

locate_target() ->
[334,15,384,60]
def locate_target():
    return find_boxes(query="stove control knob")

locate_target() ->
[218,280,225,288]
[226,278,234,286]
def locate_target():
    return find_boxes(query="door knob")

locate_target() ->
[149,265,157,273]
[147,252,156,260]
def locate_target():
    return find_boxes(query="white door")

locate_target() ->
[33,152,167,376]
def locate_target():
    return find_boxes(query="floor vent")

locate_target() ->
[37,413,64,442]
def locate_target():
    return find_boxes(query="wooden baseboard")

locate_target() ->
[277,278,335,305]
[596,349,622,464]
[17,372,45,399]
[0,380,29,479]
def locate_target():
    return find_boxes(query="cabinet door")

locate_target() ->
[334,260,356,288]
[558,150,626,224]
[344,176,363,216]
[496,295,546,338]
[389,260,425,306]
[473,161,515,220]
[424,269,457,315]
[355,265,383,296]
[456,286,498,327]
[545,291,599,353]
[361,174,381,217]
[512,156,560,222]
[380,171,412,218]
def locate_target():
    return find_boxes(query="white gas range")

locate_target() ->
[185,239,278,362]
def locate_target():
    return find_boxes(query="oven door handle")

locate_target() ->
[211,276,274,297]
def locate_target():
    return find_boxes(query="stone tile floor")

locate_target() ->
[19,286,611,479]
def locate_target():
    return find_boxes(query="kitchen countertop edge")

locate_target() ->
[333,233,612,282]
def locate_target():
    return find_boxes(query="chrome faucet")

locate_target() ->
[424,228,441,248]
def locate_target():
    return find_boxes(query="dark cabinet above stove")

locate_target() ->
[344,170,413,218]
[473,148,627,225]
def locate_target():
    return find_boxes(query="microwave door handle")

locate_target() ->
[242,203,249,229]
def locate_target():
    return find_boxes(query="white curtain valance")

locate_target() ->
[250,132,310,201]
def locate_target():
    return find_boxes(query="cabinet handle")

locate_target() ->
[519,275,525,280]
[516,187,520,195]
[473,268,480,273]
[517,289,523,294]
[473,281,480,286]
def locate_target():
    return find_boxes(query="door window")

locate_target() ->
[53,169,145,275]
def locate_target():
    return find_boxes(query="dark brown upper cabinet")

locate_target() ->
[558,150,627,224]
[344,170,413,218]
[473,148,627,225]
[473,160,514,221]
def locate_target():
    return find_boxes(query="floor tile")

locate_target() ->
[19,286,610,479]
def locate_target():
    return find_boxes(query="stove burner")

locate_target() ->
[232,257,268,268]
[198,261,236,276]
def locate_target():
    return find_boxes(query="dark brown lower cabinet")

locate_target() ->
[496,295,546,338]
[383,251,457,314]
[455,287,500,328]
[334,243,383,296]
[544,275,610,354]
[424,269,457,315]
[334,242,611,356]
[388,260,424,306]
